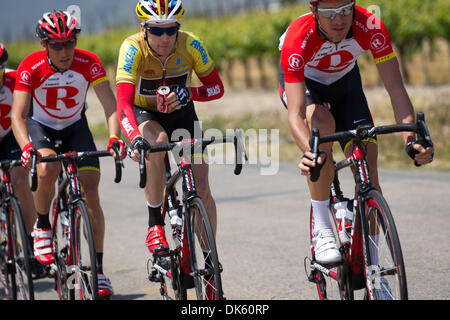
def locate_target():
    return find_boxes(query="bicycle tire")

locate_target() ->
[9,197,34,300]
[0,205,15,299]
[185,197,223,300]
[50,196,70,300]
[361,189,408,300]
[309,205,346,300]
[72,200,98,300]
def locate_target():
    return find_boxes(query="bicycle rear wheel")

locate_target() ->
[309,204,346,300]
[361,189,407,300]
[186,197,223,300]
[72,200,98,300]
[9,197,34,300]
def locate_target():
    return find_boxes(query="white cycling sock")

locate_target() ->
[312,199,333,237]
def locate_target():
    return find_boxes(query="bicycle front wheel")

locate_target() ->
[361,189,407,300]
[72,201,98,300]
[50,196,70,300]
[186,197,223,300]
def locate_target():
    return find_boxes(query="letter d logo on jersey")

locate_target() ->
[288,54,304,70]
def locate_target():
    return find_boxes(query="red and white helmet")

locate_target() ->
[136,0,185,25]
[0,43,8,65]
[36,10,81,40]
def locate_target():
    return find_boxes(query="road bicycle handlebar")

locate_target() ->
[309,112,433,182]
[0,159,22,172]
[137,128,248,188]
[30,141,123,191]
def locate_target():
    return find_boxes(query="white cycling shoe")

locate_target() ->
[312,229,341,265]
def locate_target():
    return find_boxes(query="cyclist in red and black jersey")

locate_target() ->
[279,0,433,267]
[11,10,126,298]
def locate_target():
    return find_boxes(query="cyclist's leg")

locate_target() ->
[78,170,104,252]
[134,106,170,254]
[139,119,168,206]
[192,160,217,235]
[284,74,339,264]
[27,118,60,265]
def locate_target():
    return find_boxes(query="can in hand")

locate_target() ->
[156,86,171,113]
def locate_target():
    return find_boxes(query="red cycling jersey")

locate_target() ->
[0,70,16,142]
[280,6,395,85]
[15,49,108,130]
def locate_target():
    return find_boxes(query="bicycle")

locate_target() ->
[0,159,34,300]
[304,112,433,300]
[136,129,247,300]
[30,141,122,300]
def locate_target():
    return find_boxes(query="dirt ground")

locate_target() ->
[85,84,450,126]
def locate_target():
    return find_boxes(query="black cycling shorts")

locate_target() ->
[27,114,100,171]
[133,102,207,158]
[279,63,376,151]
[0,131,21,161]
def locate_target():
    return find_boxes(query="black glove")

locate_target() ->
[127,137,151,158]
[169,85,190,108]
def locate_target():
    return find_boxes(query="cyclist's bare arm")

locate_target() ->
[11,90,32,150]
[285,81,326,175]
[93,80,126,158]
[376,57,433,165]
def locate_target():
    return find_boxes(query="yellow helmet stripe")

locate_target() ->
[165,0,169,19]
[156,0,161,19]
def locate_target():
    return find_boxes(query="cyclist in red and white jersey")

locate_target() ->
[0,43,47,278]
[279,0,433,267]
[11,10,126,298]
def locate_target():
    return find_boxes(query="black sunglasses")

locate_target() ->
[47,39,77,51]
[145,25,179,37]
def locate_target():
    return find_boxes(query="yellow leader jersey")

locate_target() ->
[116,30,215,112]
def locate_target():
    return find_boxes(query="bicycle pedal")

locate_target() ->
[148,270,161,282]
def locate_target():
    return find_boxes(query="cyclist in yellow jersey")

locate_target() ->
[116,1,225,297]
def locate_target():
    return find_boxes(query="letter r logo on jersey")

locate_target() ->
[288,54,304,70]
[43,86,79,111]
[370,33,386,51]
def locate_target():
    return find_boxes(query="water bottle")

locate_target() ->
[168,207,182,248]
[334,199,354,245]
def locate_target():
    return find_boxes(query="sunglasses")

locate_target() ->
[145,25,179,37]
[47,38,77,51]
[317,2,354,19]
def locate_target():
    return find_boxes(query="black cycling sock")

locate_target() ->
[36,213,51,229]
[147,204,164,228]
[97,252,103,274]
